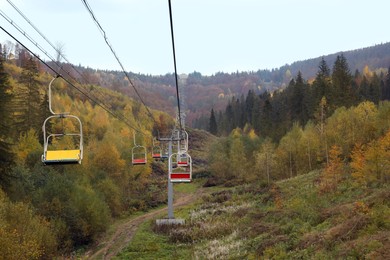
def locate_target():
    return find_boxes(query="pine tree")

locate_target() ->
[331,54,354,108]
[209,108,218,135]
[251,94,261,135]
[0,53,14,179]
[313,57,331,105]
[38,92,52,144]
[225,101,234,133]
[245,89,255,123]
[383,66,390,100]
[290,71,310,126]
[0,52,12,135]
[16,56,42,134]
[260,92,273,138]
[368,73,381,103]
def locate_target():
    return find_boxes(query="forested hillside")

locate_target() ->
[201,54,390,140]
[117,94,390,258]
[4,41,386,128]
[0,52,186,257]
[123,65,390,258]
[172,53,389,258]
[0,41,389,258]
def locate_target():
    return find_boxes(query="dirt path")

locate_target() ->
[84,190,201,259]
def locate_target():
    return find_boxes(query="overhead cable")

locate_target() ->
[167,0,183,130]
[1,3,148,136]
[5,0,114,108]
[0,8,120,129]
[0,25,145,135]
[81,0,158,127]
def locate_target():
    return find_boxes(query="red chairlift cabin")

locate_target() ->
[132,134,147,165]
[169,152,192,183]
[151,138,162,159]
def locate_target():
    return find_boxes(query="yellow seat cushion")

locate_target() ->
[46,150,80,161]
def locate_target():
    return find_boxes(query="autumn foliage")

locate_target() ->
[0,54,171,256]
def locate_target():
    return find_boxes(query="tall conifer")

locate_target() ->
[331,54,354,107]
[209,108,218,135]
[0,52,14,178]
[16,56,42,134]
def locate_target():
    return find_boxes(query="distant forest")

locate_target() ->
[1,39,390,258]
[44,42,390,127]
[198,54,390,141]
[2,41,390,128]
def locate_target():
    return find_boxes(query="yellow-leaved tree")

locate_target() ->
[350,143,368,186]
[230,128,248,182]
[351,130,390,186]
[255,137,276,184]
[0,189,57,259]
[277,123,303,178]
[320,144,343,193]
[12,128,41,166]
[93,140,126,178]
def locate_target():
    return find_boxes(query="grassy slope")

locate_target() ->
[118,171,390,259]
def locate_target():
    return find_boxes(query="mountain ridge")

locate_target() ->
[35,41,390,126]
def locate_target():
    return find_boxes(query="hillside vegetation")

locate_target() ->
[199,54,390,138]
[117,56,390,258]
[0,53,183,257]
[119,100,390,259]
[0,42,390,258]
[123,172,389,259]
[14,41,389,127]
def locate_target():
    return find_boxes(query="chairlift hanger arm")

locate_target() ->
[48,75,70,115]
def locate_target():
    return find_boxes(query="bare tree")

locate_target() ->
[55,41,66,63]
[2,41,15,59]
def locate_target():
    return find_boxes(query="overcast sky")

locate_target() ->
[1,0,389,75]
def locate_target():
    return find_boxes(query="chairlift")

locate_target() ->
[179,130,189,152]
[151,138,162,159]
[132,133,147,165]
[175,130,189,166]
[161,144,169,159]
[169,152,192,182]
[177,152,189,167]
[42,76,83,165]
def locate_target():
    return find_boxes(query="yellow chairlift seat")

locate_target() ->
[41,76,84,166]
[43,149,81,165]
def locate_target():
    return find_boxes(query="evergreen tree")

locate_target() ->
[331,54,354,108]
[209,108,218,135]
[368,73,381,103]
[383,66,390,100]
[245,90,255,123]
[359,76,370,101]
[290,71,310,126]
[225,101,234,133]
[217,111,225,135]
[16,56,42,134]
[251,94,261,135]
[238,94,246,128]
[260,92,273,138]
[313,58,331,104]
[0,53,14,181]
[38,92,52,144]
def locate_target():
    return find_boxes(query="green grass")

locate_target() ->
[116,172,390,259]
[173,179,204,194]
[114,221,193,260]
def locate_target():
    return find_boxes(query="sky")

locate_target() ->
[1,0,390,76]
